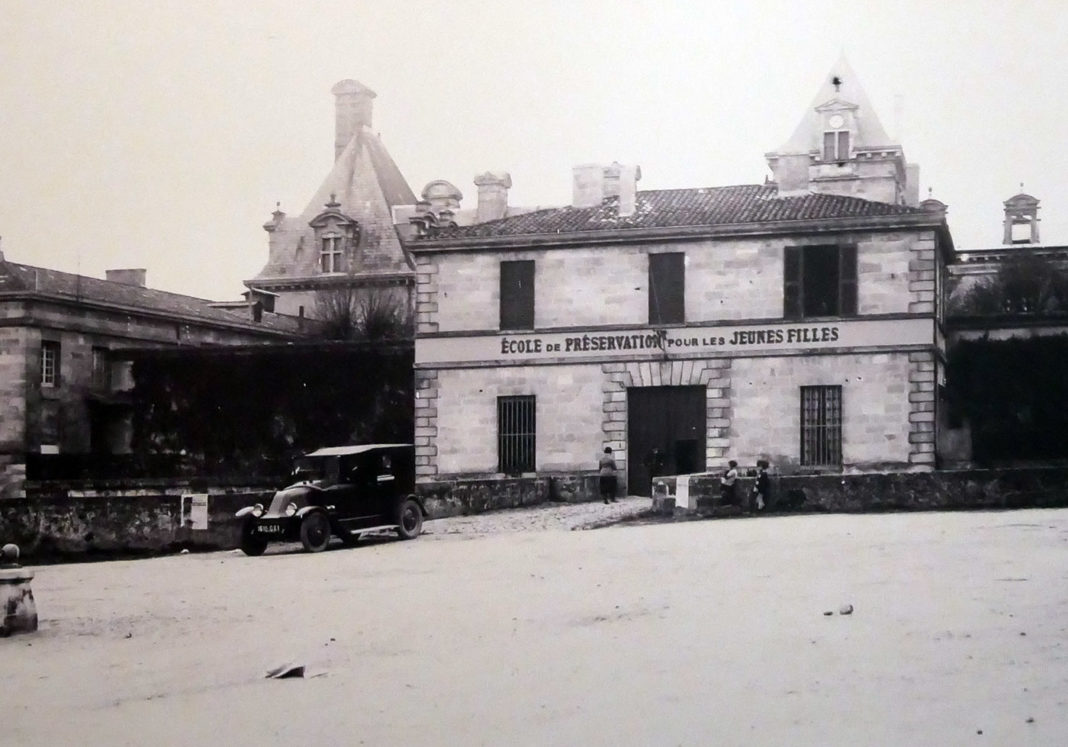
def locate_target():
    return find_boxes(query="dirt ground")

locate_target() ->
[5,501,1068,746]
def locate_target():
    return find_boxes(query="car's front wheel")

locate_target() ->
[396,498,423,540]
[240,520,268,557]
[300,512,331,553]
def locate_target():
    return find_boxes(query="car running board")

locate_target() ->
[341,524,401,537]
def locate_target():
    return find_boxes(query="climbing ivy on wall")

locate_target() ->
[127,341,413,480]
[947,335,1068,464]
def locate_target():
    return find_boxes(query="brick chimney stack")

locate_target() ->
[474,172,512,223]
[331,79,376,161]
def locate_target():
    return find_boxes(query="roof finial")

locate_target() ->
[326,192,340,209]
[928,187,933,198]
[832,75,843,92]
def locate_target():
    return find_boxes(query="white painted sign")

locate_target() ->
[181,494,209,530]
[675,475,693,510]
[416,317,933,366]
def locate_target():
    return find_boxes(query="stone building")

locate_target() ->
[0,253,306,497]
[410,60,954,495]
[247,80,417,323]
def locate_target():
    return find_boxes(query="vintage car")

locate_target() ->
[236,443,426,555]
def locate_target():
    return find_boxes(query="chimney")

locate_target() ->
[331,79,376,161]
[473,171,512,222]
[617,164,641,218]
[106,269,147,287]
[771,154,811,197]
[572,164,605,207]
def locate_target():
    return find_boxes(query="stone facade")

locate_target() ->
[0,260,304,498]
[410,61,953,495]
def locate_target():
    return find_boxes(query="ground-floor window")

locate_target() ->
[800,385,842,467]
[498,395,536,474]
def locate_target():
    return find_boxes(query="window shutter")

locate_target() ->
[823,132,835,161]
[649,253,685,325]
[784,246,802,319]
[500,260,535,330]
[839,245,857,315]
[837,131,850,160]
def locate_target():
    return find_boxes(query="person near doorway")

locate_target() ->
[599,447,618,504]
[753,459,770,511]
[720,459,739,504]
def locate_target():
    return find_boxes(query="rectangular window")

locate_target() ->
[800,386,842,467]
[92,347,111,390]
[784,245,857,319]
[498,395,536,474]
[649,252,685,325]
[41,340,60,387]
[499,260,535,330]
[823,130,850,161]
[320,236,344,273]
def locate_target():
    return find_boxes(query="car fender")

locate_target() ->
[405,494,429,517]
[295,505,329,520]
[235,506,257,518]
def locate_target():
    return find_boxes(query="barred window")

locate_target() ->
[800,386,842,467]
[498,395,535,474]
[41,341,60,387]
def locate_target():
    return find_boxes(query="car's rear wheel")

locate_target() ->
[300,512,331,553]
[396,498,423,540]
[240,520,268,557]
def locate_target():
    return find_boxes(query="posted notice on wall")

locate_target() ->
[181,493,209,530]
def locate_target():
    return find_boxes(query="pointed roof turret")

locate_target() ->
[777,55,894,154]
[766,55,918,206]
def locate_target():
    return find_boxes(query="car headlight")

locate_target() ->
[284,502,298,517]
[252,503,264,518]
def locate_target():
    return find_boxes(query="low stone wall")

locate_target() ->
[0,488,272,561]
[417,477,553,518]
[666,467,1068,514]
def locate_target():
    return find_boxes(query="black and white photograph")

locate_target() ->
[3,1,1068,743]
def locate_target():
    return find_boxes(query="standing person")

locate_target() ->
[720,459,739,504]
[752,459,770,511]
[598,447,618,504]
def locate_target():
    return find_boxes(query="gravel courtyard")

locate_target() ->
[5,502,1068,746]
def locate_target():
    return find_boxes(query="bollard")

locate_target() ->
[0,543,38,637]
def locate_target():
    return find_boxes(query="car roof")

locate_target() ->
[303,443,413,457]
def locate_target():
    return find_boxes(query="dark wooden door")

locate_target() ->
[627,386,706,496]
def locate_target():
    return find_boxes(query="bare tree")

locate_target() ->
[314,284,412,341]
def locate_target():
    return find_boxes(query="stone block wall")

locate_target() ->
[416,477,551,517]
[672,466,1068,514]
[731,352,916,471]
[416,230,932,335]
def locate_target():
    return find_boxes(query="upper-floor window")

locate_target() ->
[320,236,344,273]
[92,347,111,390]
[649,252,685,325]
[500,260,535,330]
[823,130,850,162]
[784,245,857,319]
[41,340,60,387]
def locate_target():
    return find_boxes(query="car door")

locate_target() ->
[333,454,379,529]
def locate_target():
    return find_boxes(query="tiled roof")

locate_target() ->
[417,184,929,241]
[0,261,303,335]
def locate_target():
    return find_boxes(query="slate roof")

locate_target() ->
[0,260,304,335]
[418,184,930,241]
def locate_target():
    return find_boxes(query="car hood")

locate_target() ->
[264,484,320,517]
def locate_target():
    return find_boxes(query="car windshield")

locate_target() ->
[291,456,341,483]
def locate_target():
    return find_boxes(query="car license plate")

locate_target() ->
[257,524,283,534]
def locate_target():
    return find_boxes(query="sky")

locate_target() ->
[2,0,1067,301]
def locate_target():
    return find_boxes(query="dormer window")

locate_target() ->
[320,235,345,273]
[823,130,850,162]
